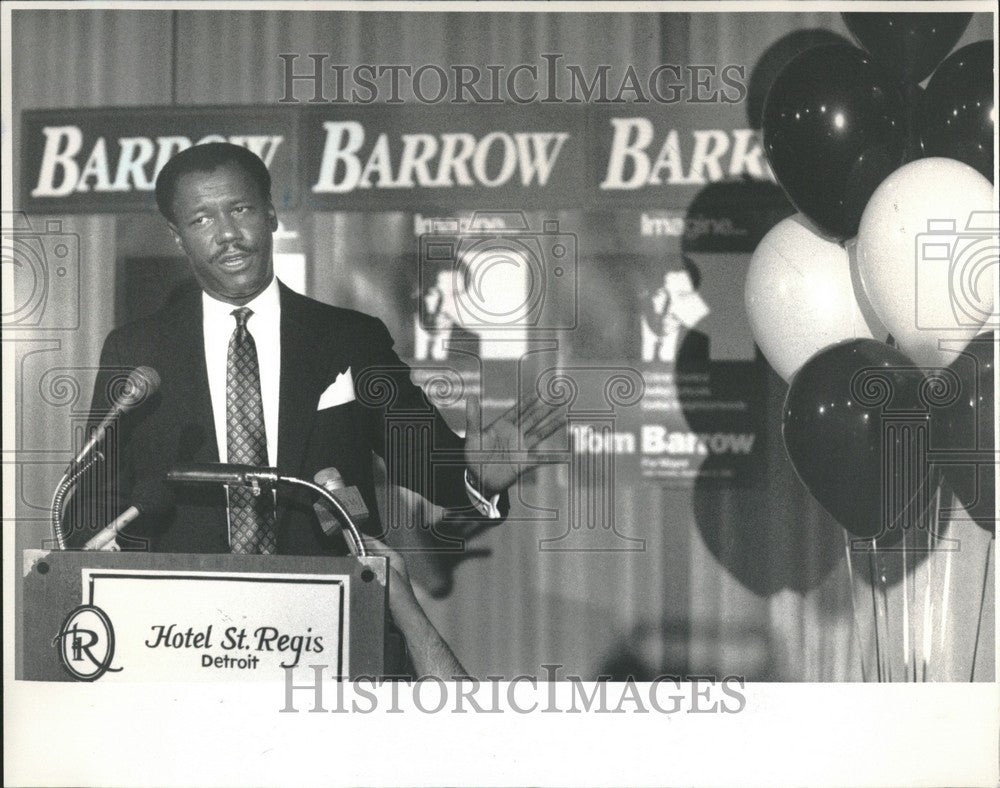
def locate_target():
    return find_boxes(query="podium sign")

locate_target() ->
[21,550,386,681]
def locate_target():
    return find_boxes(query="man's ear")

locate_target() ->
[167,222,184,250]
[267,203,278,232]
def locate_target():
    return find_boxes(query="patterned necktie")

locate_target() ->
[226,307,276,554]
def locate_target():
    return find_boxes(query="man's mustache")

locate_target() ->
[213,245,254,263]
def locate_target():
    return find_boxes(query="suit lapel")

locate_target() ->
[277,284,335,478]
[166,290,220,464]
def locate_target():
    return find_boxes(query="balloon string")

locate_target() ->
[879,549,892,682]
[909,525,918,681]
[902,522,911,680]
[910,533,920,680]
[969,535,994,682]
[922,488,939,682]
[843,534,868,682]
[922,583,932,682]
[868,542,883,683]
[937,490,953,659]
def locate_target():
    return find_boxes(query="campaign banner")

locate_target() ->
[19,104,783,213]
[20,106,301,214]
[301,104,583,210]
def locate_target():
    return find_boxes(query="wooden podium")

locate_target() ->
[20,549,387,681]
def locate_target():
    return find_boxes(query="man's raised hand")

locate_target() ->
[463,392,566,498]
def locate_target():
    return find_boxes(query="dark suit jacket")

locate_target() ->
[676,328,710,368]
[80,281,505,554]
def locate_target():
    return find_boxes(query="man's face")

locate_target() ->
[167,163,277,305]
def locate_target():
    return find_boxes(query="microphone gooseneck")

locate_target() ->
[167,463,367,557]
[50,451,104,550]
[283,476,367,558]
[69,366,161,473]
[51,366,161,550]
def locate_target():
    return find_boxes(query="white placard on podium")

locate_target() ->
[81,568,350,681]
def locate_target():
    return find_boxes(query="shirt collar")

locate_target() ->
[202,276,281,327]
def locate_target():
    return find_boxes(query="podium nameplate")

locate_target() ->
[20,550,386,681]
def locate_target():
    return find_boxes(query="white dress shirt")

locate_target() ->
[202,276,499,518]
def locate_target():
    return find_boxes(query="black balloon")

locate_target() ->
[921,40,995,183]
[762,44,908,240]
[746,28,851,130]
[783,340,938,539]
[843,12,972,83]
[930,332,996,531]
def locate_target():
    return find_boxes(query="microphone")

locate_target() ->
[84,479,175,550]
[167,463,280,491]
[313,467,370,540]
[52,366,160,549]
[71,366,160,471]
[165,464,368,557]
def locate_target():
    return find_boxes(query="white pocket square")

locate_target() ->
[317,367,355,409]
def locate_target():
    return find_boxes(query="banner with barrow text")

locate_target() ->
[19,103,793,490]
[21,103,778,212]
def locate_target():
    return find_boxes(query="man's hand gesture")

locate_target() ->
[463,393,565,498]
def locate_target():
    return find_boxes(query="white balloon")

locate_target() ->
[746,214,888,382]
[857,157,997,369]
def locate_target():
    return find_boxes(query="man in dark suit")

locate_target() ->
[640,258,711,366]
[79,143,564,674]
[414,265,482,363]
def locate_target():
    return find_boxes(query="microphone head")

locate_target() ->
[132,477,176,518]
[314,467,345,491]
[312,467,368,541]
[120,366,161,408]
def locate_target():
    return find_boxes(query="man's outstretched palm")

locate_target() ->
[463,394,565,497]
